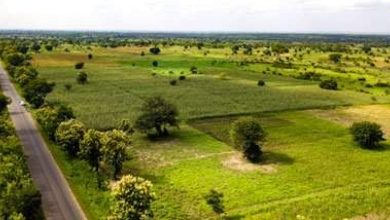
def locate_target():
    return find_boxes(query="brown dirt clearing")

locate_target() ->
[307,105,390,138]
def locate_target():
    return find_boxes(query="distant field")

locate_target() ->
[33,45,390,129]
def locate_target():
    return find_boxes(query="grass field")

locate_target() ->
[30,44,390,219]
[33,45,390,129]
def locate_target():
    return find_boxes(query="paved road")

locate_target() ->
[0,65,87,220]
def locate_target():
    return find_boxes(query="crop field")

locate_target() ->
[29,42,390,219]
[33,45,390,129]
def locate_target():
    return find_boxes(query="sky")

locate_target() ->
[0,0,389,33]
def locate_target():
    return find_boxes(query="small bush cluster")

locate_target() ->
[319,79,338,90]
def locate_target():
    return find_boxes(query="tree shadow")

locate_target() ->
[262,151,295,165]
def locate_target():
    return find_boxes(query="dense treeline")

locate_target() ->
[0,95,42,220]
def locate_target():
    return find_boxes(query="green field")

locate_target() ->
[31,44,390,219]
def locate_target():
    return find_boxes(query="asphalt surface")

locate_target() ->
[0,65,87,220]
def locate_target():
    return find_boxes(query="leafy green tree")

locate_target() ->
[76,71,88,84]
[31,43,41,52]
[102,130,130,179]
[6,53,26,66]
[44,44,53,51]
[35,104,74,140]
[22,79,55,108]
[149,47,161,55]
[55,119,86,158]
[14,66,38,87]
[204,189,225,216]
[350,121,385,149]
[74,62,84,69]
[79,129,103,171]
[135,96,178,137]
[108,175,155,220]
[329,53,342,63]
[230,117,266,162]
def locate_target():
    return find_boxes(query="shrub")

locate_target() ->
[190,66,198,74]
[257,80,265,86]
[204,189,224,216]
[22,79,55,108]
[76,71,88,84]
[329,53,342,63]
[0,93,9,112]
[74,62,84,69]
[88,53,93,59]
[350,121,385,149]
[64,83,72,91]
[179,75,186,80]
[152,60,159,67]
[319,79,338,90]
[169,80,177,86]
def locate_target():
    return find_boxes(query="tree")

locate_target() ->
[44,44,53,51]
[204,189,225,216]
[257,80,265,86]
[329,53,342,63]
[230,117,266,162]
[88,53,93,59]
[149,47,161,55]
[350,121,385,149]
[319,79,338,90]
[55,119,86,158]
[102,130,130,179]
[79,129,103,171]
[6,53,26,66]
[74,62,84,69]
[31,43,41,52]
[14,66,38,87]
[135,96,178,137]
[22,79,55,108]
[76,71,88,84]
[190,66,198,74]
[152,60,159,67]
[108,175,155,220]
[35,103,75,140]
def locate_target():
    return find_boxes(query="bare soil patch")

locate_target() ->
[308,105,390,138]
[351,213,389,220]
[222,154,277,173]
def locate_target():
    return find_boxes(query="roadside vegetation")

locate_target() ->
[0,92,42,220]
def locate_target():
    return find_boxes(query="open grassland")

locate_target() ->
[33,45,390,129]
[31,45,390,219]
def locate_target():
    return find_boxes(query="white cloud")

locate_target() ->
[0,0,389,33]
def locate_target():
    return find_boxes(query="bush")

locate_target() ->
[87,54,93,59]
[190,66,198,74]
[169,80,177,86]
[152,60,159,67]
[64,83,72,91]
[319,79,338,90]
[179,75,186,80]
[257,80,265,86]
[329,53,342,63]
[204,189,224,216]
[22,79,55,108]
[74,62,84,69]
[76,71,88,84]
[350,121,385,149]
